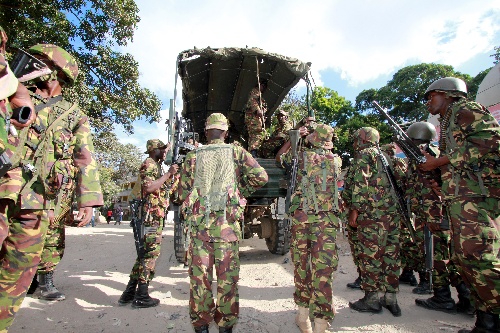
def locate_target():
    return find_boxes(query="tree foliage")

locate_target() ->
[310,87,356,126]
[0,0,161,133]
[93,131,143,208]
[492,46,500,65]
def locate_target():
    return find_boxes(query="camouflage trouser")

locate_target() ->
[129,220,163,283]
[346,225,360,270]
[247,129,265,151]
[245,112,265,151]
[189,238,239,329]
[291,212,339,320]
[0,201,49,332]
[431,229,462,288]
[447,196,500,314]
[357,213,400,292]
[399,216,425,272]
[37,211,67,274]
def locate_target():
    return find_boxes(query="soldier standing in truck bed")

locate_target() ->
[244,81,267,157]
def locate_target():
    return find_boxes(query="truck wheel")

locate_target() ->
[173,206,186,263]
[265,218,290,255]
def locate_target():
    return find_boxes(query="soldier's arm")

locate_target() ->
[72,111,103,209]
[177,152,196,203]
[237,147,268,197]
[143,164,179,194]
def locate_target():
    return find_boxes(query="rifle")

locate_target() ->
[372,101,426,164]
[284,130,300,227]
[375,144,417,242]
[10,48,52,83]
[171,112,197,166]
[129,198,146,270]
[423,224,433,292]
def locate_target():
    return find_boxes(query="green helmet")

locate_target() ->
[28,44,78,85]
[406,122,437,142]
[424,77,467,100]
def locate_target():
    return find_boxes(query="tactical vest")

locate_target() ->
[193,143,236,225]
[297,148,341,214]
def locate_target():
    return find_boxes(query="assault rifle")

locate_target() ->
[129,198,146,269]
[372,101,426,164]
[10,48,52,83]
[376,144,417,242]
[284,129,300,229]
[171,112,197,166]
[423,224,433,293]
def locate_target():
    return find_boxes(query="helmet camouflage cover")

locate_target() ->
[306,124,335,150]
[354,127,380,145]
[28,44,78,85]
[145,139,168,154]
[205,112,229,131]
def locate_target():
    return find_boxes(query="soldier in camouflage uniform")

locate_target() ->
[278,124,342,333]
[420,77,500,333]
[178,113,268,333]
[244,82,267,157]
[118,139,178,308]
[0,44,103,331]
[406,121,473,314]
[260,109,292,158]
[343,127,402,317]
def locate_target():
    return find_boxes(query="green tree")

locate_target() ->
[93,131,143,208]
[0,0,161,133]
[311,86,356,126]
[492,46,500,65]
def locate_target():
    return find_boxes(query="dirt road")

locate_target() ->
[10,222,475,333]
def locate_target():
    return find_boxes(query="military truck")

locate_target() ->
[167,47,312,262]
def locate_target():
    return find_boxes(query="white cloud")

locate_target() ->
[118,0,500,150]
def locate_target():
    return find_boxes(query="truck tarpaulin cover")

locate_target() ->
[177,46,311,141]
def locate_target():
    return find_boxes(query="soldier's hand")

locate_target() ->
[47,209,56,227]
[298,126,309,137]
[348,209,359,228]
[76,206,93,227]
[168,163,179,175]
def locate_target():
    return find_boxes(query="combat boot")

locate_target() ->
[118,279,138,305]
[38,271,66,301]
[349,291,382,313]
[415,285,456,313]
[131,282,160,308]
[313,318,330,333]
[219,326,233,333]
[380,292,402,317]
[455,282,475,316]
[295,306,313,333]
[194,325,209,333]
[399,268,417,286]
[27,274,39,295]
[412,271,432,294]
[347,269,362,289]
[457,310,499,333]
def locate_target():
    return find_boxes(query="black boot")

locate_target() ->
[38,271,66,301]
[412,271,432,294]
[194,325,209,333]
[455,282,475,316]
[219,326,233,333]
[399,268,417,286]
[349,291,382,313]
[118,279,138,306]
[415,285,456,313]
[131,282,160,308]
[380,292,402,317]
[347,269,362,289]
[457,310,499,333]
[27,274,39,295]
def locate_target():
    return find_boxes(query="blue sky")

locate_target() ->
[115,0,500,154]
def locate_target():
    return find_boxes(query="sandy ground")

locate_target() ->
[9,220,476,333]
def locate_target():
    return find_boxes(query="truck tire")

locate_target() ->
[172,206,186,263]
[265,218,290,255]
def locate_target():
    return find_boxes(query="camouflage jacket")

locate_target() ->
[440,99,500,199]
[140,157,170,219]
[0,93,103,209]
[284,146,342,216]
[178,138,268,242]
[272,120,292,140]
[406,144,441,211]
[244,87,266,129]
[342,146,398,215]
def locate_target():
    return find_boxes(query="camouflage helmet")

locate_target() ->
[406,121,437,142]
[424,77,467,100]
[145,139,168,154]
[354,127,380,144]
[205,112,228,131]
[306,124,334,150]
[28,44,78,85]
